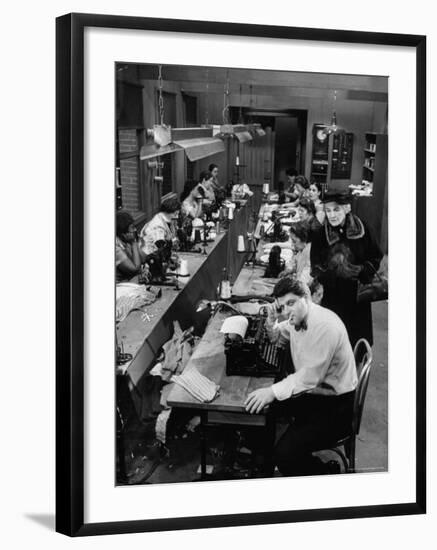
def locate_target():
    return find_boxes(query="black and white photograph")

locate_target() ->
[115,62,389,486]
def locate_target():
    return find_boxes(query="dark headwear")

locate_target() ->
[160,192,180,213]
[321,192,352,205]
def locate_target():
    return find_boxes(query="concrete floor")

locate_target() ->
[118,300,388,484]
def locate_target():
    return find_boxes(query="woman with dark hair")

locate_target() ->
[284,173,309,203]
[180,180,205,219]
[208,163,226,204]
[288,221,313,285]
[116,210,146,283]
[139,193,180,255]
[198,170,215,204]
[308,181,325,224]
[297,198,322,238]
[310,192,383,346]
[264,245,285,278]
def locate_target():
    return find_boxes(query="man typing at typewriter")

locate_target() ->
[244,276,357,476]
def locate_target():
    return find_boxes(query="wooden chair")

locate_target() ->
[323,338,374,473]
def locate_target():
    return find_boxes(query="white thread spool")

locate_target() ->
[178,259,189,276]
[237,235,245,252]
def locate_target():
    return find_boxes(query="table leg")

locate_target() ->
[262,412,276,476]
[200,411,207,480]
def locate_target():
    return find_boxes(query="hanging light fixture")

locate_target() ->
[140,64,225,161]
[322,89,346,137]
[215,73,252,143]
[246,85,266,138]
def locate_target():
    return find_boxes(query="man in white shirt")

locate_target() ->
[245,276,358,475]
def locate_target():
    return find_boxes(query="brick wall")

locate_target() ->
[118,129,141,213]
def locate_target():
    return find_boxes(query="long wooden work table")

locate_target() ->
[117,199,287,478]
[117,201,255,416]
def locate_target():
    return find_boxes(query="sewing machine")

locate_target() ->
[143,240,180,286]
[263,211,289,243]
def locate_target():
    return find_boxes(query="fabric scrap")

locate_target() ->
[173,368,220,403]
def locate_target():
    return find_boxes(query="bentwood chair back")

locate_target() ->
[352,338,373,437]
[323,338,373,473]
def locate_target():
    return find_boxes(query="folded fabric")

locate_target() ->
[115,285,161,323]
[173,368,220,403]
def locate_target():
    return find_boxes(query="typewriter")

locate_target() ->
[224,307,292,378]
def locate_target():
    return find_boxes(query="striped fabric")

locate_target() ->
[173,368,220,403]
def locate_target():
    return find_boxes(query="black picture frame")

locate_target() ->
[56,12,426,537]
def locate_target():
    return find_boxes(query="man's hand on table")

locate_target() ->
[245,387,275,414]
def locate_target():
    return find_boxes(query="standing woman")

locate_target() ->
[310,192,383,346]
[308,181,325,224]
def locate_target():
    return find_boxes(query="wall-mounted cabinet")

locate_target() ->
[310,124,329,186]
[331,132,354,179]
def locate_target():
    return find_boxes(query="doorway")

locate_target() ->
[235,108,307,189]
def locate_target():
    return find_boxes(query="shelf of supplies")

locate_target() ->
[363,165,375,172]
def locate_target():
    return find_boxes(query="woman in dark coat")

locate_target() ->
[310,192,383,346]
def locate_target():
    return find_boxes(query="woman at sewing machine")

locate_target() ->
[208,163,226,205]
[308,180,325,224]
[180,179,206,219]
[198,170,215,204]
[231,180,254,200]
[116,210,147,283]
[139,193,180,255]
[284,174,310,204]
[297,197,322,239]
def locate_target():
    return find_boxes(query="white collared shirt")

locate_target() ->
[272,302,358,400]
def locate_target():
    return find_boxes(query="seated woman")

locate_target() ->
[287,221,313,285]
[139,193,180,255]
[180,179,206,219]
[308,180,325,224]
[277,180,287,204]
[284,174,310,204]
[297,198,322,239]
[232,181,254,200]
[309,276,324,305]
[310,192,383,346]
[208,163,226,205]
[116,210,147,283]
[284,167,298,201]
[264,245,285,278]
[198,170,215,205]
